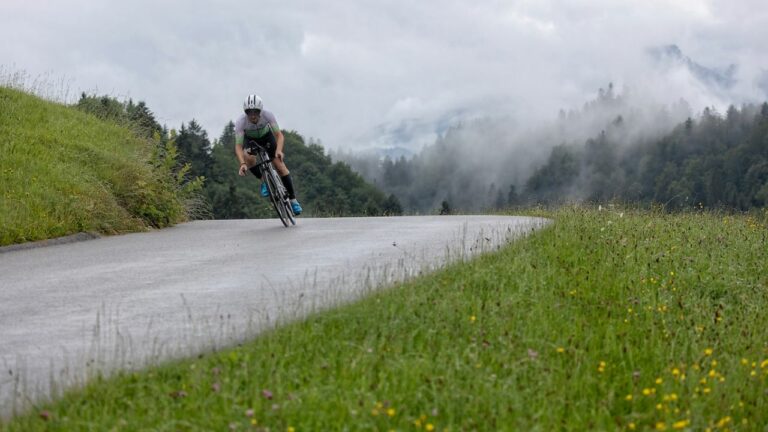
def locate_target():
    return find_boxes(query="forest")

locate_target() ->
[75,94,403,218]
[339,85,768,212]
[75,88,768,217]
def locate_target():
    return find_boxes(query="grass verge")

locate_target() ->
[3,207,767,431]
[0,86,195,246]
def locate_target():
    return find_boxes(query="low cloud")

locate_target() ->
[1,0,766,151]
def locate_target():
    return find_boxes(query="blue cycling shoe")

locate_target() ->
[290,199,303,215]
[260,182,269,197]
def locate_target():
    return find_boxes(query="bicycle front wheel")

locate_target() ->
[265,170,289,227]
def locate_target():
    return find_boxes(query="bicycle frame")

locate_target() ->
[245,144,296,227]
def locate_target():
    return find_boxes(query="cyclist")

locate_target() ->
[235,94,302,215]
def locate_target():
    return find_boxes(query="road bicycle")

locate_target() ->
[245,143,296,227]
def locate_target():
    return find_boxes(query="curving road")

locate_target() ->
[0,215,548,416]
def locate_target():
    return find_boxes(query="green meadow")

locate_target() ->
[4,207,767,431]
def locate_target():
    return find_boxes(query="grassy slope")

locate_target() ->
[3,207,767,431]
[0,87,185,246]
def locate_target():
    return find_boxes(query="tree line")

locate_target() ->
[526,103,768,209]
[339,85,767,212]
[75,93,403,218]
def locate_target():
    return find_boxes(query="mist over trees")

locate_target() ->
[527,102,768,209]
[338,85,767,212]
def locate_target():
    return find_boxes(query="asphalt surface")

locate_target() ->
[0,215,548,416]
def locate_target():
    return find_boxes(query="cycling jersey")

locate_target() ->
[234,110,280,147]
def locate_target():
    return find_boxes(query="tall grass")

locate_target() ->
[3,207,766,430]
[0,86,196,246]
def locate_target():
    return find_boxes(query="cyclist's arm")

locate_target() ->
[234,122,247,166]
[264,112,285,157]
[274,129,285,156]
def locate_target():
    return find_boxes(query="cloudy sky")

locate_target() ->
[2,0,767,152]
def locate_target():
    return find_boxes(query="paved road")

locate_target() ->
[0,216,548,416]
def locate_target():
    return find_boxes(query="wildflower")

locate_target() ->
[671,368,680,377]
[655,377,663,384]
[761,359,768,369]
[716,416,732,428]
[387,408,396,417]
[656,421,667,430]
[287,427,295,432]
[470,315,476,323]
[598,361,606,373]
[672,419,690,429]
[702,387,711,394]
[556,347,565,353]
[704,348,713,356]
[426,424,435,431]
[642,388,656,396]
[625,394,633,401]
[741,358,749,366]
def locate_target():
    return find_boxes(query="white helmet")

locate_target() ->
[243,94,263,111]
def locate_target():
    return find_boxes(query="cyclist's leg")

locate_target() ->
[243,143,262,178]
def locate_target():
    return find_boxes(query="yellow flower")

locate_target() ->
[655,377,663,384]
[556,347,565,353]
[628,422,636,430]
[426,424,435,431]
[625,394,633,401]
[470,315,476,323]
[656,421,667,431]
[672,419,690,429]
[671,368,680,377]
[704,348,713,356]
[716,416,732,428]
[387,408,396,417]
[761,359,768,369]
[287,427,295,432]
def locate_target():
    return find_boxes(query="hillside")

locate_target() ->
[0,87,197,246]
